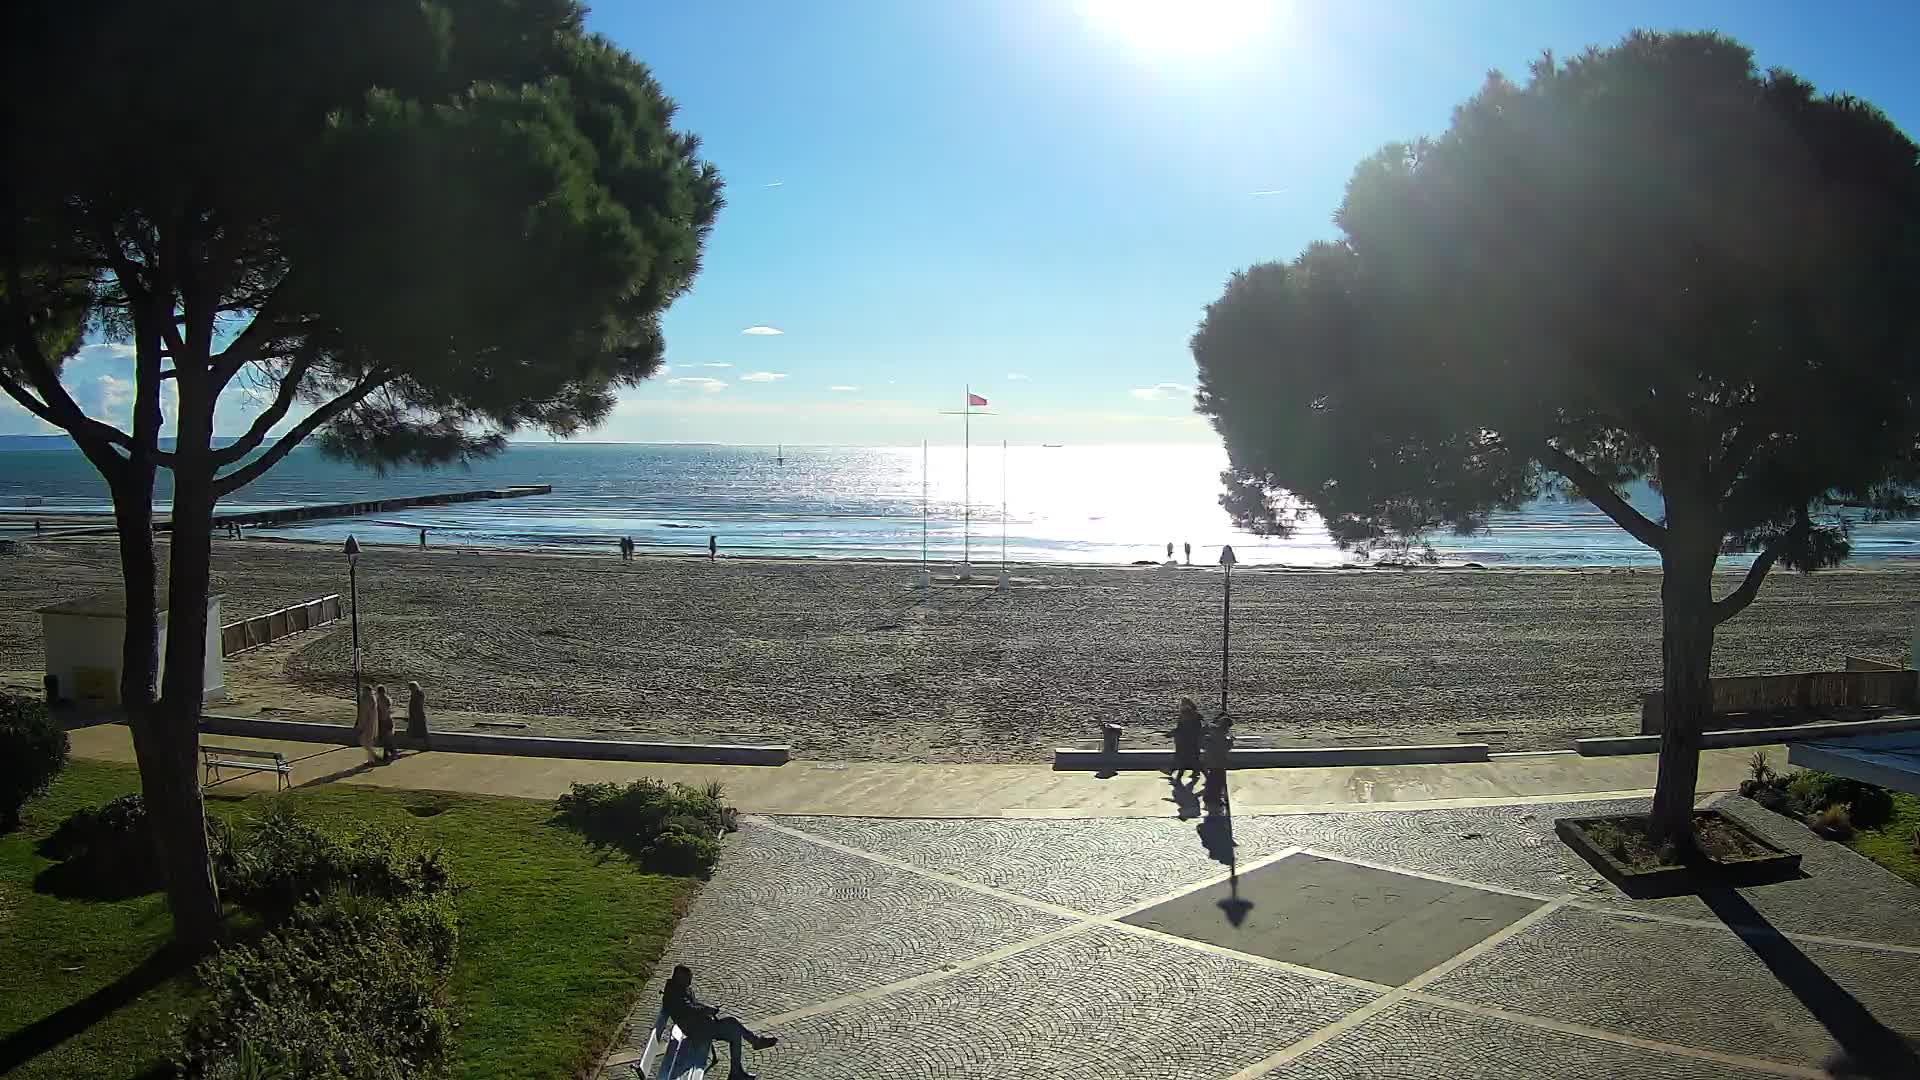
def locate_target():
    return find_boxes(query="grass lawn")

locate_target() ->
[0,759,694,1079]
[1848,790,1920,887]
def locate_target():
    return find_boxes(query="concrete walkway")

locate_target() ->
[68,722,1770,817]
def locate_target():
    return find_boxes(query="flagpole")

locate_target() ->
[963,385,971,579]
[1001,439,1008,570]
[921,439,929,571]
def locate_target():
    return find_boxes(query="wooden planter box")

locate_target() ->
[1556,811,1802,897]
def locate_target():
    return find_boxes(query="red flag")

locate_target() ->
[967,392,989,407]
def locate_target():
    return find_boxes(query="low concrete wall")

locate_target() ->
[1052,742,1490,772]
[1844,655,1907,673]
[1639,668,1919,734]
[197,713,788,765]
[1579,713,1920,756]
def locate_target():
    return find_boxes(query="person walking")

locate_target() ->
[1202,712,1235,812]
[1172,697,1204,785]
[662,965,778,1079]
[355,684,378,764]
[1167,540,1175,561]
[419,527,428,549]
[1184,541,1192,565]
[406,681,429,744]
[374,684,396,763]
[709,534,718,561]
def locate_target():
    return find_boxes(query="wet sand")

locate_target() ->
[1,538,1912,762]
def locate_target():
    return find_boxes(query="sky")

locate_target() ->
[9,0,1920,446]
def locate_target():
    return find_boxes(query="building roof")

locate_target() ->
[1788,731,1920,796]
[37,590,225,618]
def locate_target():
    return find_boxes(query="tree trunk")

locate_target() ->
[1650,544,1717,849]
[154,438,223,948]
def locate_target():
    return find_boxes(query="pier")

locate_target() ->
[41,485,551,536]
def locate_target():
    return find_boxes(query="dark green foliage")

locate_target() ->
[1744,767,1895,832]
[34,793,191,898]
[1194,30,1920,566]
[554,778,731,877]
[218,804,452,919]
[179,892,460,1080]
[0,695,69,830]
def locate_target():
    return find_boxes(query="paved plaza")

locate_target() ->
[606,794,1920,1079]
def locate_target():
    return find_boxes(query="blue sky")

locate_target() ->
[9,0,1919,446]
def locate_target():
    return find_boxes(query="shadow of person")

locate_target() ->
[1700,888,1920,1078]
[1164,770,1202,820]
[1198,785,1253,927]
[293,757,384,788]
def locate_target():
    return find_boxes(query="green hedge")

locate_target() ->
[0,694,68,830]
[553,778,731,877]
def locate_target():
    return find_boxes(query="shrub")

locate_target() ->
[34,793,185,898]
[180,890,459,1080]
[1807,803,1855,840]
[0,693,69,829]
[1785,771,1895,829]
[219,804,451,918]
[554,778,731,877]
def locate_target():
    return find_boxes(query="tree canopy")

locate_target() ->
[1,0,721,477]
[1196,31,1920,582]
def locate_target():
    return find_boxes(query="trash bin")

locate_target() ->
[1100,723,1123,754]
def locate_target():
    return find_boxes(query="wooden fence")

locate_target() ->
[220,595,342,657]
[1640,667,1919,733]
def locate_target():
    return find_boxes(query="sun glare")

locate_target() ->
[1080,0,1274,55]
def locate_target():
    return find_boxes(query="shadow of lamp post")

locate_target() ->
[345,534,362,703]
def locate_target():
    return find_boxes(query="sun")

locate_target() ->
[1079,0,1274,55]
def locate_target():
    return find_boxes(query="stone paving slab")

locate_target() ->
[1122,853,1544,985]
[621,822,1074,1028]
[1271,999,1791,1079]
[745,925,1380,1080]
[1426,904,1920,1069]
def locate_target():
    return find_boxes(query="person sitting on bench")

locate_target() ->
[662,965,777,1079]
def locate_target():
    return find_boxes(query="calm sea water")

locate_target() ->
[5,441,1920,567]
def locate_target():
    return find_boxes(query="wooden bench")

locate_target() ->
[630,1004,710,1079]
[200,745,291,791]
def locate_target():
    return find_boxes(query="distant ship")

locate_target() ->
[776,444,784,465]
[1042,443,1064,448]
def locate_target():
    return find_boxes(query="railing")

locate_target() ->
[1639,667,1918,733]
[220,595,342,657]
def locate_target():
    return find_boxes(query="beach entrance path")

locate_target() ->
[602,797,1920,1080]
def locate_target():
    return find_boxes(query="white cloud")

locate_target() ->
[1249,188,1289,197]
[75,342,137,365]
[740,371,787,383]
[666,377,727,393]
[93,375,133,418]
[827,385,861,393]
[1130,382,1192,402]
[764,180,785,189]
[659,364,673,374]
[1006,373,1029,381]
[741,325,784,336]
[698,362,733,369]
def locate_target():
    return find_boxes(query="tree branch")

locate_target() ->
[2,264,136,462]
[1710,422,1762,497]
[211,368,393,497]
[1539,440,1667,552]
[1712,516,1806,625]
[209,349,319,467]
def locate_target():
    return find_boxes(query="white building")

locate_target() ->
[38,590,224,706]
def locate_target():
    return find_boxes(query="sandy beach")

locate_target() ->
[2,537,1913,762]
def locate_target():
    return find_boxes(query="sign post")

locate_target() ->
[1218,545,1236,717]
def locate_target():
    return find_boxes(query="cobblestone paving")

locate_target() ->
[748,926,1378,1080]
[624,822,1073,1022]
[779,814,1298,913]
[1272,1000,1788,1080]
[1427,904,1920,1068]
[607,796,1920,1080]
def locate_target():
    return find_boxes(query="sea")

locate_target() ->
[5,440,1920,568]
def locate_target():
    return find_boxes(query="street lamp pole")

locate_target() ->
[345,535,362,703]
[1218,544,1237,718]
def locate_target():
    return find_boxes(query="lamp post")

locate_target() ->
[1218,544,1236,718]
[345,535,362,703]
